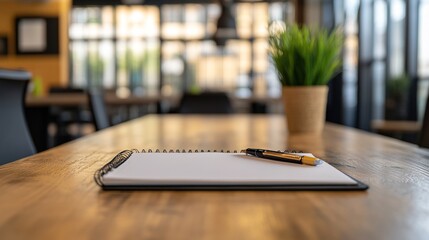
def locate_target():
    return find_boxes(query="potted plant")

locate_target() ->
[385,74,409,120]
[269,23,343,134]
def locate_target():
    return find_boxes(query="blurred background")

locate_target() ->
[0,0,427,149]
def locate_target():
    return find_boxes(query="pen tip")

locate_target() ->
[315,159,323,165]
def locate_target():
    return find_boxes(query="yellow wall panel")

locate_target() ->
[0,0,70,94]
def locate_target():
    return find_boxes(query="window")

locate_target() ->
[69,2,292,100]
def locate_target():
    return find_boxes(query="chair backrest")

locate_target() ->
[178,92,233,114]
[418,94,429,148]
[0,69,36,165]
[49,86,85,94]
[87,89,110,131]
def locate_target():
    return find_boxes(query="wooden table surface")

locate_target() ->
[26,93,281,108]
[1,114,428,240]
[371,119,421,133]
[26,93,164,107]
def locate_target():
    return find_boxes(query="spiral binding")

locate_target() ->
[142,149,239,153]
[94,148,300,186]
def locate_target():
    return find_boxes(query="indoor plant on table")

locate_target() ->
[269,23,343,134]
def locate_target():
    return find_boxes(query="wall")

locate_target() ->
[305,0,322,29]
[0,0,70,94]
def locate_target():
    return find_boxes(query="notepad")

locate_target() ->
[95,151,368,190]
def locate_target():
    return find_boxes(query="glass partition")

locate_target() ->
[69,2,293,99]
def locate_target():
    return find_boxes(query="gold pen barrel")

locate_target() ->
[263,151,322,166]
[262,152,302,161]
[301,156,322,166]
[243,148,323,166]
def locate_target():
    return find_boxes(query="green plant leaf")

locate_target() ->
[268,23,343,86]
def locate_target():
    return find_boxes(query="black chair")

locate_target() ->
[418,94,429,148]
[0,69,36,165]
[87,89,110,131]
[49,86,89,144]
[178,92,233,114]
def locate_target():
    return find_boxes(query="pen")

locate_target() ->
[241,148,323,166]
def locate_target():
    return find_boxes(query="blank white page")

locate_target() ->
[102,153,357,186]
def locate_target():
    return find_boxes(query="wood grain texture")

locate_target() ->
[26,93,280,108]
[1,114,429,240]
[26,93,162,107]
[371,120,421,133]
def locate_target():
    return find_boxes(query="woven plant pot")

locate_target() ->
[282,86,328,134]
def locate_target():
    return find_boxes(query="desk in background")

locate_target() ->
[25,93,163,151]
[26,93,165,107]
[371,119,421,143]
[25,93,282,151]
[0,114,428,239]
[26,93,281,109]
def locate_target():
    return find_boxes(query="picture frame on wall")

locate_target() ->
[15,16,59,55]
[0,36,7,55]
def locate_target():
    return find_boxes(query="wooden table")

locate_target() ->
[371,120,421,133]
[26,92,281,109]
[25,93,166,151]
[26,93,164,107]
[1,115,428,239]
